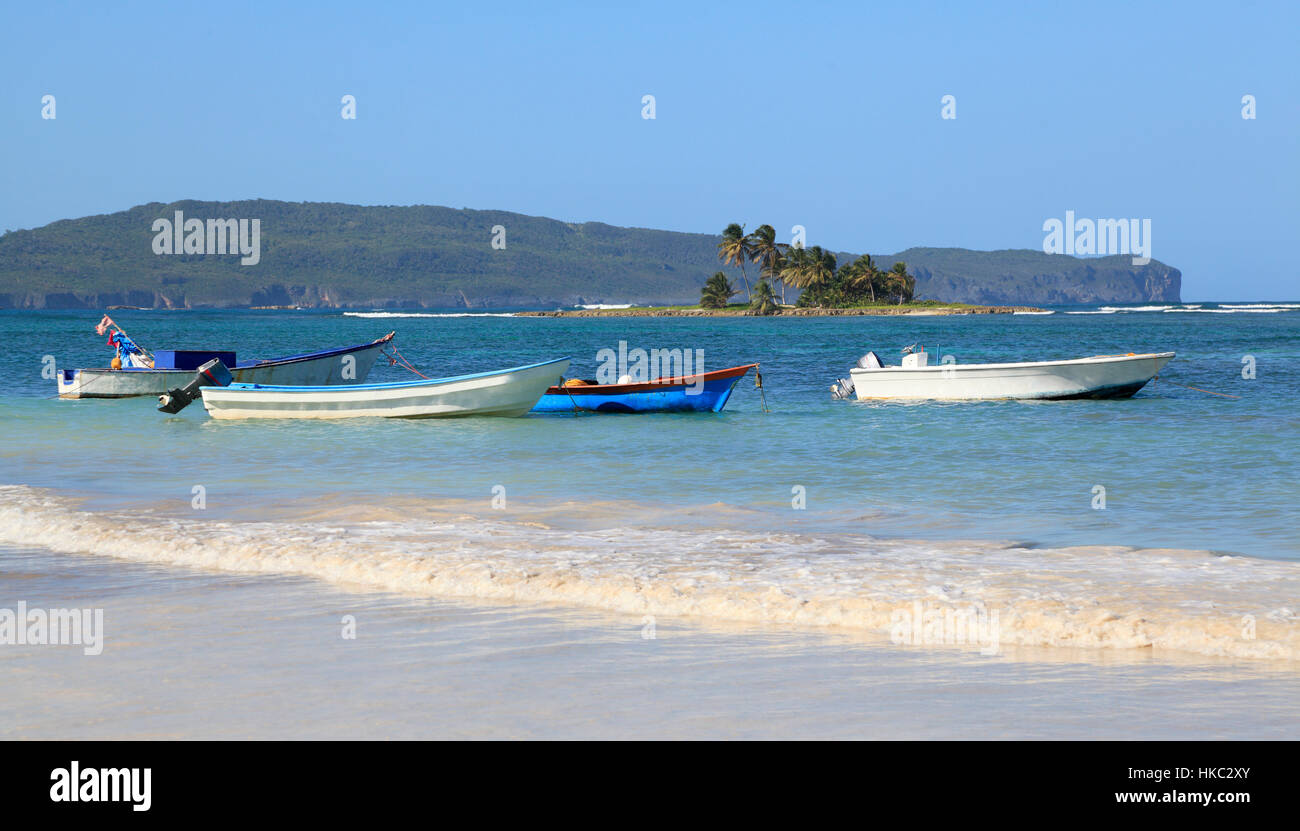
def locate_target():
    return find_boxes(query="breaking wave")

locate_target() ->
[1218,303,1300,309]
[0,485,1295,664]
[1163,305,1294,314]
[342,312,520,318]
[1067,303,1298,315]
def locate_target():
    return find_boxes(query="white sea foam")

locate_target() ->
[1218,303,1300,309]
[342,312,519,318]
[1099,305,1177,312]
[1163,307,1288,314]
[0,486,1295,664]
[1013,310,1056,315]
[577,304,633,310]
[1066,303,1295,315]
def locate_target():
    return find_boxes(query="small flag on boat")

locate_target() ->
[106,330,142,355]
[95,315,114,336]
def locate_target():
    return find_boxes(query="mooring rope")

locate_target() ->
[383,343,429,379]
[561,383,582,413]
[755,364,769,412]
[1154,375,1241,399]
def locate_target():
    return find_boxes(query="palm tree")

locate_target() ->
[699,271,738,309]
[778,245,812,290]
[806,246,836,292]
[748,278,779,315]
[768,249,788,299]
[843,254,879,303]
[837,257,853,300]
[785,246,837,306]
[887,262,915,304]
[747,225,788,304]
[716,223,752,300]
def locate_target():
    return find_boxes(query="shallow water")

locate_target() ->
[1,305,1297,735]
[3,543,1297,739]
[4,305,1297,555]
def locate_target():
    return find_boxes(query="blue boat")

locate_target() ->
[532,364,757,413]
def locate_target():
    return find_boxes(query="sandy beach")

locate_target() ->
[4,542,1297,740]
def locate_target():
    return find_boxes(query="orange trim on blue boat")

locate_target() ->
[543,363,757,396]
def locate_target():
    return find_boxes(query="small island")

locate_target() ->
[518,222,1046,317]
[517,302,1043,318]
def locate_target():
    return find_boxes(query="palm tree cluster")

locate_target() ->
[715,223,790,315]
[797,256,916,308]
[715,222,916,314]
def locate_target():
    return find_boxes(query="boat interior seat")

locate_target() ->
[857,351,883,369]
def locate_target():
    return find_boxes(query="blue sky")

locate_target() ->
[2,0,1296,299]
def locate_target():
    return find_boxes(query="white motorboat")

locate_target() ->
[198,358,571,419]
[833,346,1175,401]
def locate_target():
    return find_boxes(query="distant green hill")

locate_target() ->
[0,200,1180,308]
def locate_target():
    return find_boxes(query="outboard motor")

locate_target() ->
[157,359,234,413]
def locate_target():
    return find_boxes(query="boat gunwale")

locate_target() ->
[213,357,572,394]
[234,331,394,368]
[63,332,396,374]
[849,351,1174,375]
[542,363,757,396]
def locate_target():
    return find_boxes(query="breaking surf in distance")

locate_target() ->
[1066,303,1299,315]
[342,311,520,318]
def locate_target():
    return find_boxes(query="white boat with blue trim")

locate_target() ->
[198,358,571,419]
[833,347,1175,401]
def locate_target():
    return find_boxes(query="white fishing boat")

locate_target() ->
[198,358,571,419]
[58,329,395,399]
[832,346,1175,401]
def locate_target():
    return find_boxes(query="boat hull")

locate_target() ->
[57,334,393,399]
[200,358,570,419]
[849,352,1174,401]
[532,364,755,413]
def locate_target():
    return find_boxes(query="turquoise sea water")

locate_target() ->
[2,306,1295,558]
[0,305,1298,674]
